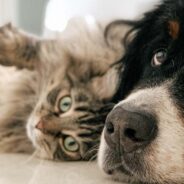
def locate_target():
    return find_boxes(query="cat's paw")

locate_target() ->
[0,23,38,69]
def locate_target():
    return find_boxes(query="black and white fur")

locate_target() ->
[99,0,184,183]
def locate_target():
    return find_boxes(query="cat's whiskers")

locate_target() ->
[34,132,52,159]
[41,139,53,159]
[83,143,99,160]
[27,159,44,184]
[1,98,35,106]
[20,150,38,165]
[88,153,98,162]
[1,116,28,122]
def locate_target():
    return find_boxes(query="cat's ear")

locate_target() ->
[105,20,135,52]
[92,63,121,101]
[0,23,39,70]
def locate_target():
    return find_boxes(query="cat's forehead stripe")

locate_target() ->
[47,87,61,105]
[75,93,89,103]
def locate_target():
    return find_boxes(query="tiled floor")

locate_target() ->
[0,154,120,184]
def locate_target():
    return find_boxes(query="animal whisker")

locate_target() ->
[20,150,38,165]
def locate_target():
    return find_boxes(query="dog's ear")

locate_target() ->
[91,63,121,101]
[105,20,135,52]
[0,23,39,70]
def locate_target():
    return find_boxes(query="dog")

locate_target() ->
[98,0,184,183]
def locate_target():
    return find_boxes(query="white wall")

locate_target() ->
[17,0,48,35]
[0,0,47,35]
[0,0,161,35]
[44,0,161,32]
[0,0,18,25]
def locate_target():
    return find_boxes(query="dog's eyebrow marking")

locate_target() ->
[168,20,180,39]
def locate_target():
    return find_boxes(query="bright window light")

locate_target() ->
[44,0,160,32]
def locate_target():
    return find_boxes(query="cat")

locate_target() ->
[0,19,130,161]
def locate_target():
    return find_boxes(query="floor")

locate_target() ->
[0,153,121,184]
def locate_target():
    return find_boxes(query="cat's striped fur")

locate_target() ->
[0,19,129,160]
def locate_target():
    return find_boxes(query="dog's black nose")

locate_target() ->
[105,106,157,152]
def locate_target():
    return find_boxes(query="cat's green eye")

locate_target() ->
[63,136,79,152]
[59,96,72,113]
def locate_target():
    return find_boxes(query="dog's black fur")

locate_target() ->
[99,0,184,183]
[115,0,184,103]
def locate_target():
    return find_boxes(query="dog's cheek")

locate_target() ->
[116,85,184,182]
[98,130,108,170]
[170,69,184,119]
[144,90,184,182]
[98,131,135,183]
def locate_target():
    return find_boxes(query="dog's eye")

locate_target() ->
[151,49,167,67]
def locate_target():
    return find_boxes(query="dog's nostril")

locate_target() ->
[124,128,144,142]
[124,128,136,141]
[106,121,114,134]
[106,169,114,175]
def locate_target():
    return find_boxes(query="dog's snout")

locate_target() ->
[105,106,157,152]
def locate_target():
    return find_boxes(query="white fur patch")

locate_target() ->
[99,84,184,183]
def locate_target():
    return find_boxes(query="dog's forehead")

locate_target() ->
[133,0,184,44]
[118,0,184,100]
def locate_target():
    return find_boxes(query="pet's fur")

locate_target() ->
[99,0,184,183]
[0,19,131,160]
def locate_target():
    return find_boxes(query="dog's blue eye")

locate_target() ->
[151,49,167,67]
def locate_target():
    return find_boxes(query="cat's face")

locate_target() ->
[27,60,115,160]
[27,44,121,160]
[0,22,125,160]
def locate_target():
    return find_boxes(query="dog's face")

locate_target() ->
[99,1,184,183]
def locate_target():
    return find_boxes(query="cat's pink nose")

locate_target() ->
[35,120,44,131]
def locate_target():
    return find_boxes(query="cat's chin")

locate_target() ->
[26,114,58,160]
[26,114,49,152]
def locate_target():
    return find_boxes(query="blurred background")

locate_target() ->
[0,0,160,36]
